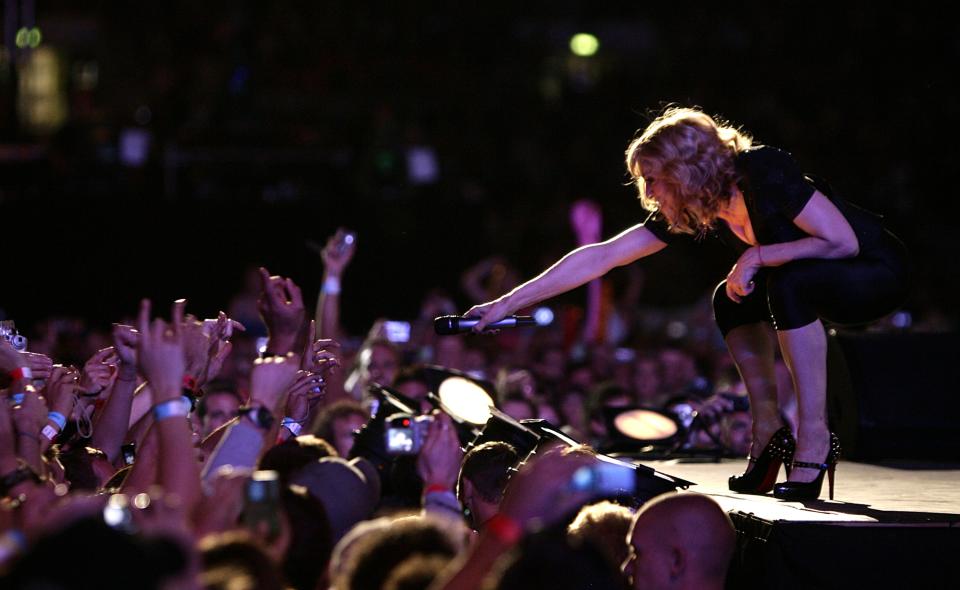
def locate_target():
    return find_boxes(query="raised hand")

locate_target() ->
[201,311,243,384]
[320,227,356,277]
[136,299,186,403]
[0,393,18,471]
[45,365,80,416]
[416,412,464,491]
[12,386,49,439]
[180,312,212,386]
[201,312,245,342]
[79,347,119,395]
[249,354,299,412]
[257,267,306,355]
[0,338,25,375]
[112,324,139,378]
[301,320,341,375]
[570,199,602,245]
[194,466,252,536]
[283,370,318,424]
[20,352,54,381]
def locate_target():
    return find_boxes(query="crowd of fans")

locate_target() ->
[0,221,787,589]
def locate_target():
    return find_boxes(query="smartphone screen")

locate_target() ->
[243,470,282,539]
[121,443,136,466]
[570,460,637,495]
[383,321,411,343]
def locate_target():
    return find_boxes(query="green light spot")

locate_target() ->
[15,28,29,49]
[569,33,599,57]
[27,28,42,48]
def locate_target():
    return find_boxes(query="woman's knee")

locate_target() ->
[713,280,769,336]
[766,264,818,329]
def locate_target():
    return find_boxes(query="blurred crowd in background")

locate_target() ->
[2,2,958,333]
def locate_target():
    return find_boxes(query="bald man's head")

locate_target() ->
[623,493,735,590]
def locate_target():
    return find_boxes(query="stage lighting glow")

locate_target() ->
[438,376,494,425]
[15,28,29,49]
[569,33,599,57]
[614,409,678,441]
[28,28,42,49]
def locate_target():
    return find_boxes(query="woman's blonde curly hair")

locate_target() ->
[625,107,753,234]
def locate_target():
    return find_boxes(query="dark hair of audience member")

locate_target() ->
[483,527,628,590]
[197,379,243,418]
[383,554,453,590]
[392,364,431,389]
[458,441,519,505]
[281,484,334,590]
[199,530,286,590]
[591,382,633,408]
[337,516,459,590]
[313,398,368,442]
[258,434,338,483]
[500,393,537,420]
[7,516,188,590]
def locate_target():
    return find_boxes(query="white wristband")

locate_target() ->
[153,398,191,422]
[281,417,302,436]
[322,276,341,295]
[42,424,59,441]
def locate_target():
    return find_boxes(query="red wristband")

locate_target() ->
[182,375,198,392]
[423,483,449,495]
[486,513,523,546]
[9,367,32,381]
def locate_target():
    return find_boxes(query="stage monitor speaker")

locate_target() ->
[827,330,960,461]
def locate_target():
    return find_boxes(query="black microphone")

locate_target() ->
[434,315,536,335]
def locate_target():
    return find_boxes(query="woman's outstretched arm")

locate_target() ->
[466,223,667,331]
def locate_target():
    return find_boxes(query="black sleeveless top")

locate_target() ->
[642,145,886,255]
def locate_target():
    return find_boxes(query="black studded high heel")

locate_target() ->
[728,426,795,495]
[773,432,841,501]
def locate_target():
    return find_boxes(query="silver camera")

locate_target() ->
[0,320,27,351]
[385,413,433,455]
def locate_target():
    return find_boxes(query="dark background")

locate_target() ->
[2,1,957,335]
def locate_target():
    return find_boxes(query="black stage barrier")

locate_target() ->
[827,330,960,462]
[727,512,959,589]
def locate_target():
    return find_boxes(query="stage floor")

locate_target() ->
[642,458,960,525]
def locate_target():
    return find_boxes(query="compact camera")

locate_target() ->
[0,321,27,352]
[384,413,433,455]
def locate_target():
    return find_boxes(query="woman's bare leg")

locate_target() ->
[777,319,830,483]
[724,322,783,468]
